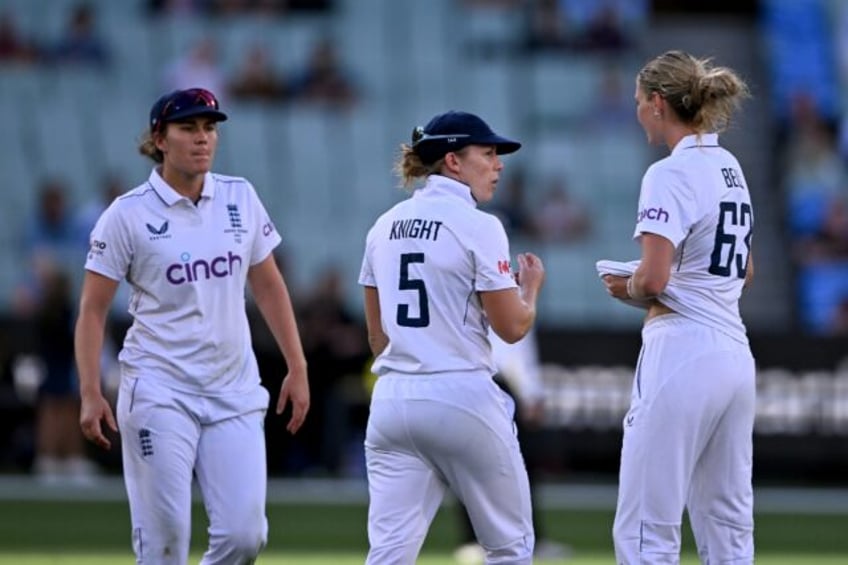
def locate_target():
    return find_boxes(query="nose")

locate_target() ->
[494,155,504,171]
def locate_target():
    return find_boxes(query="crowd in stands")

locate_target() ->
[0,4,110,68]
[763,0,848,335]
[3,0,848,484]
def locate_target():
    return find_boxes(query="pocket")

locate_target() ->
[116,376,139,428]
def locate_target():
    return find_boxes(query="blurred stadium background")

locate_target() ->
[0,0,847,561]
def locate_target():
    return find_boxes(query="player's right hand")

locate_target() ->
[276,368,310,434]
[80,392,118,450]
[516,252,545,292]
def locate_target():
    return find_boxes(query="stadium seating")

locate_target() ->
[0,0,654,326]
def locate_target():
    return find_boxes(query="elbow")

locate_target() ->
[491,320,532,345]
[636,273,669,298]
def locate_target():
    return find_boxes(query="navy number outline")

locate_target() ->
[708,201,752,278]
[397,253,430,327]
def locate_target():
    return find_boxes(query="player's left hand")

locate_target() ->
[276,368,310,434]
[602,274,629,300]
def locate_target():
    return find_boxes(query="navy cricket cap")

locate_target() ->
[149,88,228,132]
[411,110,521,165]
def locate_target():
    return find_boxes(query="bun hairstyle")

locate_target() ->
[638,50,750,133]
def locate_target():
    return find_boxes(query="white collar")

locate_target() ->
[671,133,719,155]
[415,174,476,207]
[148,168,216,206]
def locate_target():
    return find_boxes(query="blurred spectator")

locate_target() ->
[73,173,125,246]
[485,167,536,239]
[73,174,132,325]
[282,0,334,12]
[559,0,649,28]
[227,43,289,103]
[205,0,333,17]
[31,267,97,484]
[830,297,848,334]
[577,3,631,52]
[49,3,111,68]
[532,176,591,243]
[587,66,634,130]
[289,38,358,109]
[294,265,369,475]
[793,197,848,264]
[781,93,845,243]
[761,0,839,124]
[161,37,226,96]
[0,11,38,63]
[146,0,206,17]
[14,180,80,317]
[524,0,572,51]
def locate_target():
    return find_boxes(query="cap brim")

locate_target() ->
[166,107,228,124]
[495,141,521,155]
[468,134,521,155]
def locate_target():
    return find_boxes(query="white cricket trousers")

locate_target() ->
[365,371,534,565]
[613,314,756,565]
[117,375,271,565]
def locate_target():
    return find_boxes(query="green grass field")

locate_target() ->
[0,500,845,563]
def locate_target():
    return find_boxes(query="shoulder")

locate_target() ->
[107,182,158,216]
[642,157,693,197]
[471,208,509,237]
[211,172,251,186]
[210,173,255,193]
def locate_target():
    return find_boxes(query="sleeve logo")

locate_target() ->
[497,260,511,274]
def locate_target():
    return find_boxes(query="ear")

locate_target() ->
[153,131,167,153]
[650,91,665,113]
[443,151,461,173]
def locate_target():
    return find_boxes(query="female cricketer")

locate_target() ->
[358,110,545,564]
[602,51,756,564]
[74,88,310,564]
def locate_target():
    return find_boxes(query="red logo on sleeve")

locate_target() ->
[497,260,511,274]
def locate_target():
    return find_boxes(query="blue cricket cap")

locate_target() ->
[412,110,521,165]
[149,88,228,132]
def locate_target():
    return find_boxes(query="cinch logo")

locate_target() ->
[497,260,511,274]
[166,251,242,285]
[637,206,670,223]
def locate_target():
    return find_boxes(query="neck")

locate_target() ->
[664,124,699,152]
[161,166,204,202]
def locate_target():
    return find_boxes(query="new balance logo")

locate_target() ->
[497,260,511,275]
[139,429,153,457]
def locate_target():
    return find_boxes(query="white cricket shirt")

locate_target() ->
[85,168,281,394]
[634,133,753,344]
[359,175,518,376]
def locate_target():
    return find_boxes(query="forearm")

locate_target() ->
[367,332,388,358]
[512,286,538,340]
[253,280,307,372]
[74,310,107,397]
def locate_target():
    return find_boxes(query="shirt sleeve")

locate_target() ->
[358,226,376,287]
[471,214,518,292]
[247,183,282,266]
[84,203,132,282]
[633,164,696,247]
